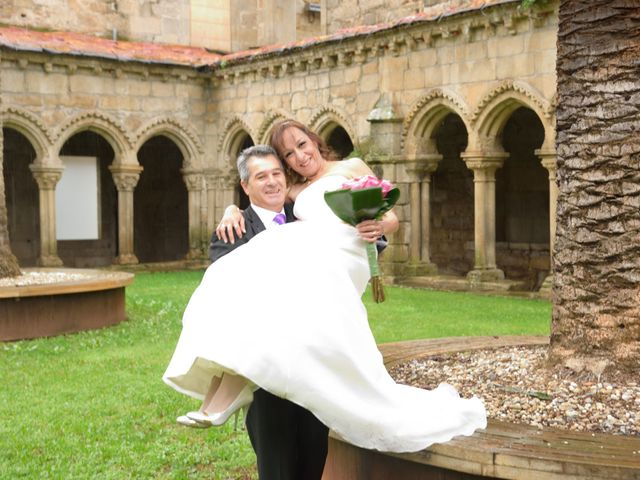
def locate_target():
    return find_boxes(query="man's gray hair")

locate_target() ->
[237,145,280,182]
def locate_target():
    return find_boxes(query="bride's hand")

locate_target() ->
[356,219,384,243]
[216,205,245,244]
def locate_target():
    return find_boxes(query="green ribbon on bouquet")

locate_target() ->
[324,185,400,303]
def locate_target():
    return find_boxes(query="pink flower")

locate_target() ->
[341,175,394,195]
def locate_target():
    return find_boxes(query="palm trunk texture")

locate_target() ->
[0,59,22,279]
[551,0,640,376]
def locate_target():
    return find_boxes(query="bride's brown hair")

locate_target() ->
[269,119,337,185]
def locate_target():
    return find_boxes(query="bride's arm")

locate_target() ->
[339,158,400,243]
[356,211,399,243]
[216,205,245,244]
[216,189,297,244]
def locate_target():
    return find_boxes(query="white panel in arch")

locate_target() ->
[56,156,99,240]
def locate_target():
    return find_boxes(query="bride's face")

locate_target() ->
[279,127,325,180]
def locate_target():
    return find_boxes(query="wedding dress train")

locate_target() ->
[163,175,486,453]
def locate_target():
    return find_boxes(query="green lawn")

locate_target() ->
[0,271,550,479]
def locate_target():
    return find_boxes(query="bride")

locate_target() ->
[163,119,486,453]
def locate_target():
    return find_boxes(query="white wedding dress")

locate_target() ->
[163,175,486,453]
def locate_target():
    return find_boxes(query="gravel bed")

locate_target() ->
[389,345,640,437]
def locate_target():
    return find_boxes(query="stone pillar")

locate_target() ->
[406,162,423,264]
[462,151,508,282]
[537,149,558,258]
[221,170,239,209]
[30,164,64,267]
[109,165,143,265]
[182,169,205,259]
[405,155,440,275]
[204,168,221,243]
[537,148,558,293]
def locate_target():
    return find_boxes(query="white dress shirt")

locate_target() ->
[251,204,286,229]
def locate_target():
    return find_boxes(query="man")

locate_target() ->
[208,144,329,480]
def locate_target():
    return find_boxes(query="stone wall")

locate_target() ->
[322,0,423,33]
[2,0,559,284]
[2,0,191,45]
[206,0,559,278]
[2,0,321,51]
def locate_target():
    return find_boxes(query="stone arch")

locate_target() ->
[402,88,471,158]
[257,109,292,144]
[1,107,53,161]
[308,107,357,143]
[135,117,204,170]
[470,81,553,152]
[217,116,256,168]
[54,111,132,164]
[308,107,357,159]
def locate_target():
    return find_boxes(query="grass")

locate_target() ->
[0,271,550,479]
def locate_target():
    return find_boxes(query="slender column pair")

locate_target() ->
[110,165,143,265]
[537,148,558,289]
[182,169,205,259]
[405,155,440,274]
[461,151,508,282]
[30,164,64,267]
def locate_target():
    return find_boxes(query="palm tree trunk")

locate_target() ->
[551,0,640,376]
[0,57,22,279]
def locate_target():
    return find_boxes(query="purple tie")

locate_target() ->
[273,213,286,225]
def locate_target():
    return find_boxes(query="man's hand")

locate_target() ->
[216,205,245,244]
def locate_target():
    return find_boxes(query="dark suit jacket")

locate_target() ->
[208,203,296,263]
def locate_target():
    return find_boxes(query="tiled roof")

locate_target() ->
[0,27,221,67]
[0,0,518,70]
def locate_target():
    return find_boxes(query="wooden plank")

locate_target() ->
[351,338,640,479]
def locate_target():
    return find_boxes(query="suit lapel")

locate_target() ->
[244,206,267,239]
[284,203,296,223]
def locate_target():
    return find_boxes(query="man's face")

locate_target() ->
[241,155,287,211]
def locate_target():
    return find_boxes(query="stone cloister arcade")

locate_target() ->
[3,84,556,288]
[1,0,559,289]
[3,110,205,267]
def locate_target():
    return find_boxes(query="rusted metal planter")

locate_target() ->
[0,268,134,341]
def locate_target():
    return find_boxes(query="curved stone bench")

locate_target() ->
[0,268,134,341]
[322,336,640,480]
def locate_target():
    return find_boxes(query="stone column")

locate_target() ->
[462,151,508,282]
[537,149,558,293]
[537,149,558,257]
[204,168,221,243]
[109,165,143,265]
[182,169,205,259]
[30,164,64,267]
[406,162,424,264]
[405,155,440,275]
[221,171,239,209]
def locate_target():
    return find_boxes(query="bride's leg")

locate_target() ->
[202,373,249,415]
[199,375,222,412]
[187,372,253,426]
[177,376,223,428]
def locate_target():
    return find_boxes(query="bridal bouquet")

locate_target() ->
[324,175,400,303]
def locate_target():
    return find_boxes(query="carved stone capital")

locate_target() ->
[221,170,240,190]
[461,151,508,176]
[110,165,143,191]
[181,169,204,191]
[405,154,441,181]
[536,148,557,177]
[204,168,222,190]
[29,165,64,189]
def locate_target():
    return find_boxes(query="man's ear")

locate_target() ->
[240,181,250,195]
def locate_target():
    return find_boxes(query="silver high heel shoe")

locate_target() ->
[187,385,253,427]
[176,414,210,428]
